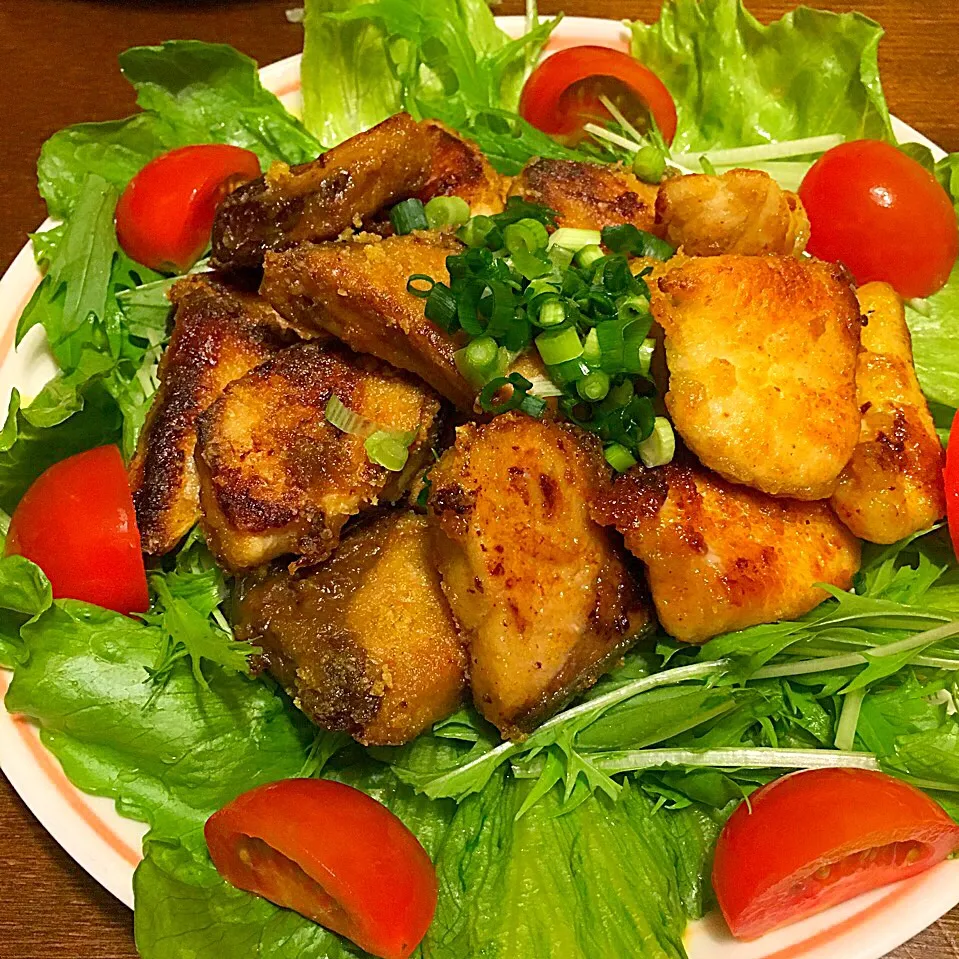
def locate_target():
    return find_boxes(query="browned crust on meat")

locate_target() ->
[261,232,475,408]
[428,413,652,737]
[195,341,441,571]
[508,158,658,232]
[416,120,510,215]
[592,458,861,643]
[128,273,288,556]
[211,113,431,270]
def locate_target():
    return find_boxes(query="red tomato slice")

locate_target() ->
[799,140,959,299]
[945,409,959,559]
[5,446,148,615]
[115,144,261,273]
[713,768,959,940]
[519,46,677,146]
[205,779,438,959]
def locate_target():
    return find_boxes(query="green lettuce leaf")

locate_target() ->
[629,0,893,153]
[906,267,959,411]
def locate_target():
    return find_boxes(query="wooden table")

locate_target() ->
[0,0,956,956]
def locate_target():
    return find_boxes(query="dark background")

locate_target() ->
[0,1,957,956]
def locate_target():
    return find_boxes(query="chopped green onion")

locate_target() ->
[457,215,496,248]
[536,326,583,366]
[325,394,376,438]
[548,245,574,271]
[617,294,650,323]
[407,274,436,298]
[632,144,666,184]
[549,357,591,386]
[425,283,457,329]
[602,224,675,261]
[583,328,601,367]
[425,195,471,229]
[390,198,429,235]
[525,374,564,398]
[574,244,605,269]
[365,430,414,472]
[548,227,602,252]
[624,335,656,376]
[478,372,534,415]
[595,320,625,371]
[455,335,501,387]
[604,443,638,472]
[520,393,548,418]
[505,218,550,253]
[699,155,718,177]
[510,247,552,280]
[538,299,566,328]
[577,370,610,402]
[637,417,676,468]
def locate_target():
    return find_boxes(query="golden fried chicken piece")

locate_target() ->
[417,121,509,215]
[655,169,809,256]
[236,511,467,746]
[830,282,945,543]
[428,413,652,738]
[211,113,431,270]
[195,342,441,571]
[651,254,862,500]
[592,458,861,644]
[508,158,658,232]
[261,232,476,409]
[129,273,288,556]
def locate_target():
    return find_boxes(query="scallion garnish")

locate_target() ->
[425,195,471,229]
[632,144,667,184]
[390,198,429,235]
[325,395,417,471]
[407,196,676,464]
[604,443,638,472]
[637,417,676,468]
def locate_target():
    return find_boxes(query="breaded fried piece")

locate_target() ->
[195,342,441,571]
[211,113,431,270]
[592,459,861,644]
[417,121,509,215]
[428,413,652,738]
[656,169,809,256]
[261,233,476,409]
[508,158,658,232]
[236,511,467,746]
[129,273,287,556]
[651,254,862,499]
[831,282,945,543]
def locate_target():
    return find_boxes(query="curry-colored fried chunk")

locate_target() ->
[211,113,431,270]
[655,169,810,257]
[651,254,862,500]
[195,342,441,571]
[428,413,652,739]
[508,158,658,231]
[831,282,945,543]
[592,458,861,644]
[236,511,467,746]
[129,273,287,556]
[417,121,509,215]
[261,232,475,409]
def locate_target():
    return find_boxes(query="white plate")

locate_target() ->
[1,14,957,959]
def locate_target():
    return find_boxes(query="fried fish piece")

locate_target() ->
[508,158,658,232]
[651,254,862,500]
[129,273,288,556]
[261,232,476,409]
[236,511,468,746]
[592,458,861,644]
[655,168,810,256]
[428,413,652,739]
[830,282,945,543]
[195,342,441,571]
[417,120,509,215]
[211,113,431,270]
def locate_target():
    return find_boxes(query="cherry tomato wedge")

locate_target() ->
[5,446,148,615]
[519,46,677,146]
[115,144,261,273]
[205,779,438,959]
[799,140,959,299]
[945,410,959,559]
[713,768,959,940]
